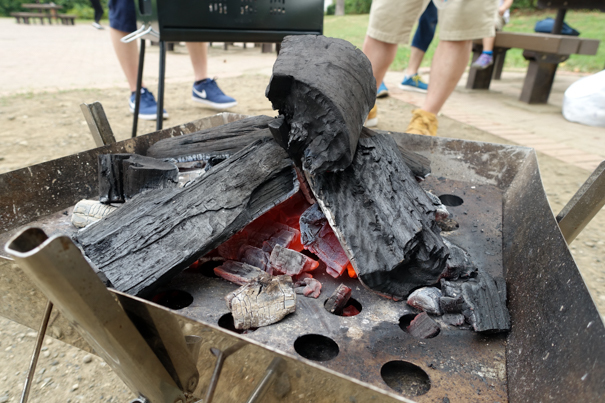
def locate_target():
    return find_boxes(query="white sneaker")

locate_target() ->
[92,22,104,30]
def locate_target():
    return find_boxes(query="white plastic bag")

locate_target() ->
[562,70,605,128]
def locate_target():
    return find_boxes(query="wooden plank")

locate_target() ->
[494,32,579,54]
[76,138,299,296]
[578,39,600,55]
[305,132,448,300]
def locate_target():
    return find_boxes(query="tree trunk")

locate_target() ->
[335,0,345,16]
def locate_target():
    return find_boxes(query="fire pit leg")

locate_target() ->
[245,357,286,403]
[19,300,53,403]
[132,38,146,138]
[204,341,247,403]
[556,160,605,243]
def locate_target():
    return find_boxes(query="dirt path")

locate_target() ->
[0,74,603,403]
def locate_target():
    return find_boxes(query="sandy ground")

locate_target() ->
[1,56,604,403]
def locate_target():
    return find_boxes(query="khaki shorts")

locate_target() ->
[367,0,497,43]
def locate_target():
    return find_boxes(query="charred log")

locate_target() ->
[407,287,442,315]
[226,275,296,329]
[266,35,376,174]
[147,115,273,163]
[98,154,178,203]
[269,245,318,276]
[76,138,299,296]
[365,128,432,178]
[305,132,449,300]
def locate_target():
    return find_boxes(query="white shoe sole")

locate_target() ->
[192,96,237,110]
[398,84,428,93]
[364,117,378,128]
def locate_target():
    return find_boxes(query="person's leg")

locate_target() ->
[362,36,399,91]
[405,47,426,77]
[187,42,237,109]
[482,36,495,52]
[422,39,472,114]
[405,1,438,77]
[186,42,208,81]
[109,28,141,92]
[90,0,103,24]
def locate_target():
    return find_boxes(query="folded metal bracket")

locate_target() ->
[80,102,116,147]
[5,228,187,403]
[557,160,605,243]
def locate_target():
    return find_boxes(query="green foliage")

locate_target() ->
[511,0,536,11]
[345,0,372,14]
[324,11,605,74]
[0,0,107,18]
[326,3,335,15]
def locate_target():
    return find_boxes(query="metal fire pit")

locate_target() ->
[1,113,604,402]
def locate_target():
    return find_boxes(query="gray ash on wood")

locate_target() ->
[226,274,296,329]
[306,132,449,300]
[76,138,299,297]
[98,154,178,203]
[266,35,375,174]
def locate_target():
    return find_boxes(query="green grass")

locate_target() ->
[324,11,605,74]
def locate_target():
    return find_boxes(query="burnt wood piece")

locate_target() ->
[76,138,299,296]
[442,239,478,280]
[442,313,465,326]
[266,35,376,174]
[294,277,322,299]
[407,287,442,315]
[305,132,449,300]
[367,128,431,178]
[299,203,350,278]
[226,275,296,329]
[214,261,270,286]
[269,245,318,276]
[407,312,441,339]
[324,284,352,314]
[98,154,179,203]
[441,270,510,333]
[146,115,273,162]
[239,245,272,274]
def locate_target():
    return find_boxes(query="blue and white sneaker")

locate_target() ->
[399,74,428,93]
[192,78,237,110]
[129,87,168,120]
[377,82,389,98]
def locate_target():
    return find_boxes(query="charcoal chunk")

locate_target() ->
[270,245,318,276]
[325,284,352,314]
[407,313,441,339]
[442,239,478,280]
[214,261,270,285]
[407,287,442,315]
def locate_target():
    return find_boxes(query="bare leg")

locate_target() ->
[186,42,209,81]
[404,46,426,77]
[482,36,495,52]
[362,35,398,90]
[422,40,472,114]
[109,28,142,92]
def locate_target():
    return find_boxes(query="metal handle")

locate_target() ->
[556,160,605,244]
[121,24,159,43]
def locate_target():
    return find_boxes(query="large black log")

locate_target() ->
[146,115,273,162]
[76,138,299,296]
[305,132,449,300]
[266,35,376,174]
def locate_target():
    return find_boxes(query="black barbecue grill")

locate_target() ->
[124,0,324,136]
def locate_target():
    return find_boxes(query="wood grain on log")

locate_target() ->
[146,115,273,162]
[76,138,299,296]
[266,35,376,174]
[226,275,296,329]
[366,128,431,178]
[306,132,449,300]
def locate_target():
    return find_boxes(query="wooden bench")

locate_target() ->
[10,12,51,24]
[58,14,77,25]
[466,32,600,104]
